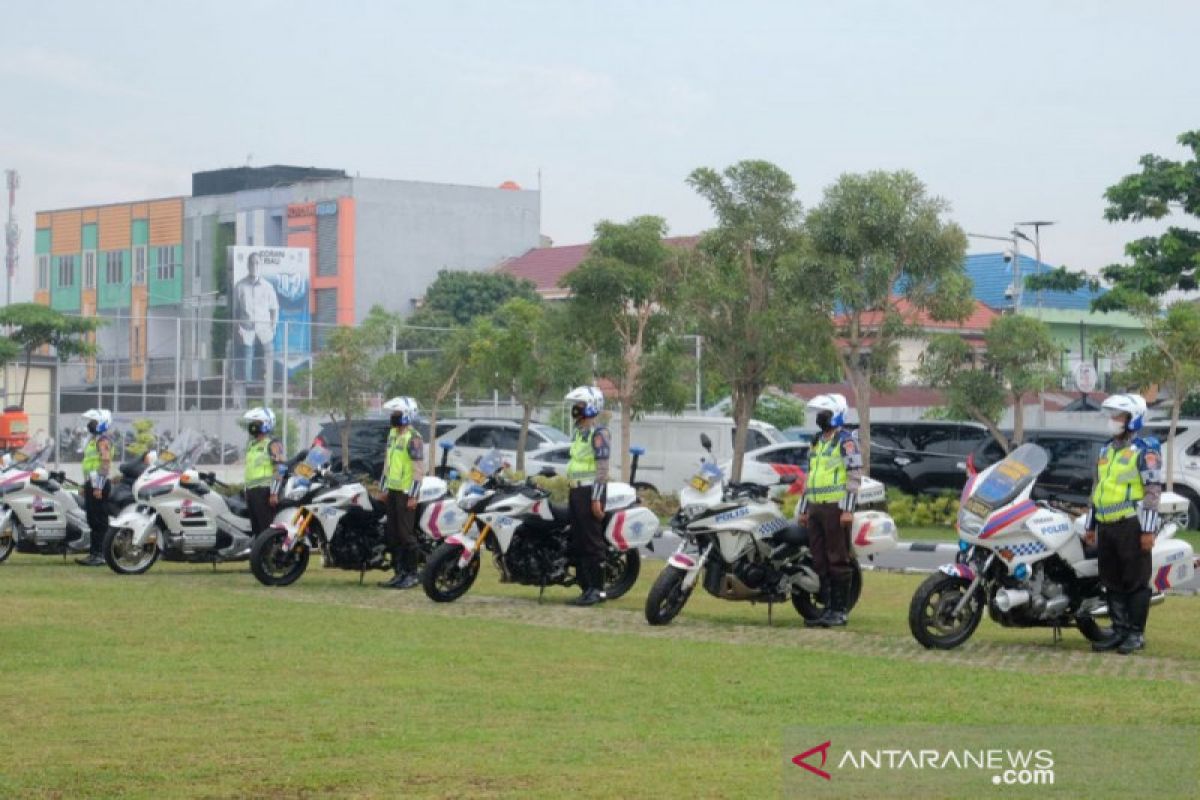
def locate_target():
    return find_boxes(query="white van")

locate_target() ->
[606,415,787,494]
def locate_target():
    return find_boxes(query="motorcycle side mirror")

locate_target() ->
[539,466,557,478]
[700,433,713,452]
[778,474,797,485]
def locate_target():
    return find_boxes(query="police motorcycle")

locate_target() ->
[102,430,265,575]
[249,443,455,586]
[908,443,1196,649]
[422,448,657,603]
[0,438,93,562]
[645,434,897,626]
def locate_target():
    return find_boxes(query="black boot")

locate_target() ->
[1118,588,1150,655]
[825,576,850,627]
[804,578,833,628]
[568,559,605,606]
[1091,591,1129,653]
[378,548,405,587]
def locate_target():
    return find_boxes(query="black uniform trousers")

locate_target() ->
[84,480,110,556]
[245,486,275,537]
[568,485,606,591]
[808,502,852,580]
[385,489,419,572]
[1098,515,1151,594]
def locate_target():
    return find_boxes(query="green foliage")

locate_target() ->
[1183,394,1200,417]
[420,269,539,326]
[0,303,102,408]
[752,393,807,430]
[125,419,158,458]
[885,488,960,527]
[299,326,382,457]
[211,221,235,361]
[806,169,970,467]
[684,161,830,481]
[0,335,17,364]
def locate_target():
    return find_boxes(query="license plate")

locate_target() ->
[964,497,990,518]
[469,469,486,485]
[689,476,710,492]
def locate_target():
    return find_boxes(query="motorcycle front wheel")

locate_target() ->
[791,560,863,622]
[422,542,480,603]
[0,519,14,564]
[908,573,984,650]
[644,565,694,626]
[250,529,310,587]
[103,527,161,575]
[602,549,641,600]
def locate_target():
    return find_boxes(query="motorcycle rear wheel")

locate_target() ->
[422,542,480,603]
[791,561,863,621]
[250,529,310,587]
[602,549,641,600]
[0,520,14,564]
[645,565,693,625]
[103,527,161,575]
[909,573,984,650]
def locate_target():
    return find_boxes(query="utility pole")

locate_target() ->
[5,170,19,307]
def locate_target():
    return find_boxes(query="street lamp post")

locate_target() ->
[967,231,1022,312]
[1015,221,1056,310]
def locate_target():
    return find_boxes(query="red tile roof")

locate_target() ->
[835,296,999,333]
[495,235,701,297]
[790,383,948,408]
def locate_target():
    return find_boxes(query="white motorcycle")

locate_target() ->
[103,430,266,575]
[0,439,93,562]
[909,442,1196,649]
[422,449,658,603]
[646,434,897,625]
[249,445,457,586]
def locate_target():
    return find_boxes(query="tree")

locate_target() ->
[419,269,539,326]
[805,170,971,471]
[985,315,1060,447]
[0,303,101,408]
[125,419,159,459]
[684,161,832,481]
[562,216,691,480]
[1117,301,1200,489]
[302,324,387,463]
[475,298,587,472]
[752,392,808,431]
[917,335,1010,450]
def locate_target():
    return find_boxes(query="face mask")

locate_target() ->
[248,422,262,437]
[390,414,405,428]
[570,405,584,420]
[1107,417,1127,435]
[816,411,833,432]
[87,421,99,434]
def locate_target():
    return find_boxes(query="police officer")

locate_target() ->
[76,409,113,566]
[1084,394,1162,655]
[242,407,286,537]
[379,396,425,590]
[564,386,610,607]
[797,393,862,628]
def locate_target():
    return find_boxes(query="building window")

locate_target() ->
[155,246,176,281]
[56,255,76,288]
[105,251,123,284]
[134,246,147,285]
[314,288,337,348]
[317,213,338,277]
[38,255,50,290]
[83,251,96,289]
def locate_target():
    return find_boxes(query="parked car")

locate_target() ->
[316,418,459,477]
[967,429,1110,509]
[718,441,810,495]
[1141,421,1200,530]
[860,421,992,495]
[439,418,571,476]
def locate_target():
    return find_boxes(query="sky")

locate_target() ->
[3,0,1198,304]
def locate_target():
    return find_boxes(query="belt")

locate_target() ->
[569,479,594,489]
[1095,501,1137,521]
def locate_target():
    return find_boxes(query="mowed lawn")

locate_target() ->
[1,554,1197,799]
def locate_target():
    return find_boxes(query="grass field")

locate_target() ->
[1,553,1197,799]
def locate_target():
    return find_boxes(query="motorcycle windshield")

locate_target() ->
[964,443,1048,517]
[467,450,505,487]
[162,430,206,470]
[295,446,330,479]
[687,461,724,493]
[17,438,54,468]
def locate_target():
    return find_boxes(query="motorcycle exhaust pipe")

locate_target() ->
[994,588,1031,613]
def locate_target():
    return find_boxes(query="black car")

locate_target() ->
[317,419,457,478]
[967,429,1110,508]
[860,421,992,495]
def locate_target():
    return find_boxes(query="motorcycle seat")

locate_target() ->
[549,502,570,523]
[226,494,248,516]
[768,523,809,547]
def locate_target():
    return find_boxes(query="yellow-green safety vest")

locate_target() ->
[566,427,597,484]
[806,434,847,504]
[82,436,108,476]
[245,437,275,488]
[1091,443,1145,523]
[386,428,418,491]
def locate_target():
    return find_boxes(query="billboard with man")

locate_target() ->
[229,246,311,382]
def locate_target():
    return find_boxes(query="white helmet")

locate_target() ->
[81,408,112,434]
[1101,393,1147,433]
[806,393,848,429]
[565,385,604,419]
[242,407,276,435]
[383,396,419,426]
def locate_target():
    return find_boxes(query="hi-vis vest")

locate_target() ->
[566,427,598,484]
[386,428,418,492]
[1091,442,1145,523]
[806,434,847,504]
[245,437,275,488]
[82,435,109,477]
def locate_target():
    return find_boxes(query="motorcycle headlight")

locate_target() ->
[957,510,983,537]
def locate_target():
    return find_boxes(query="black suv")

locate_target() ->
[967,429,1110,508]
[317,419,457,477]
[862,421,991,495]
